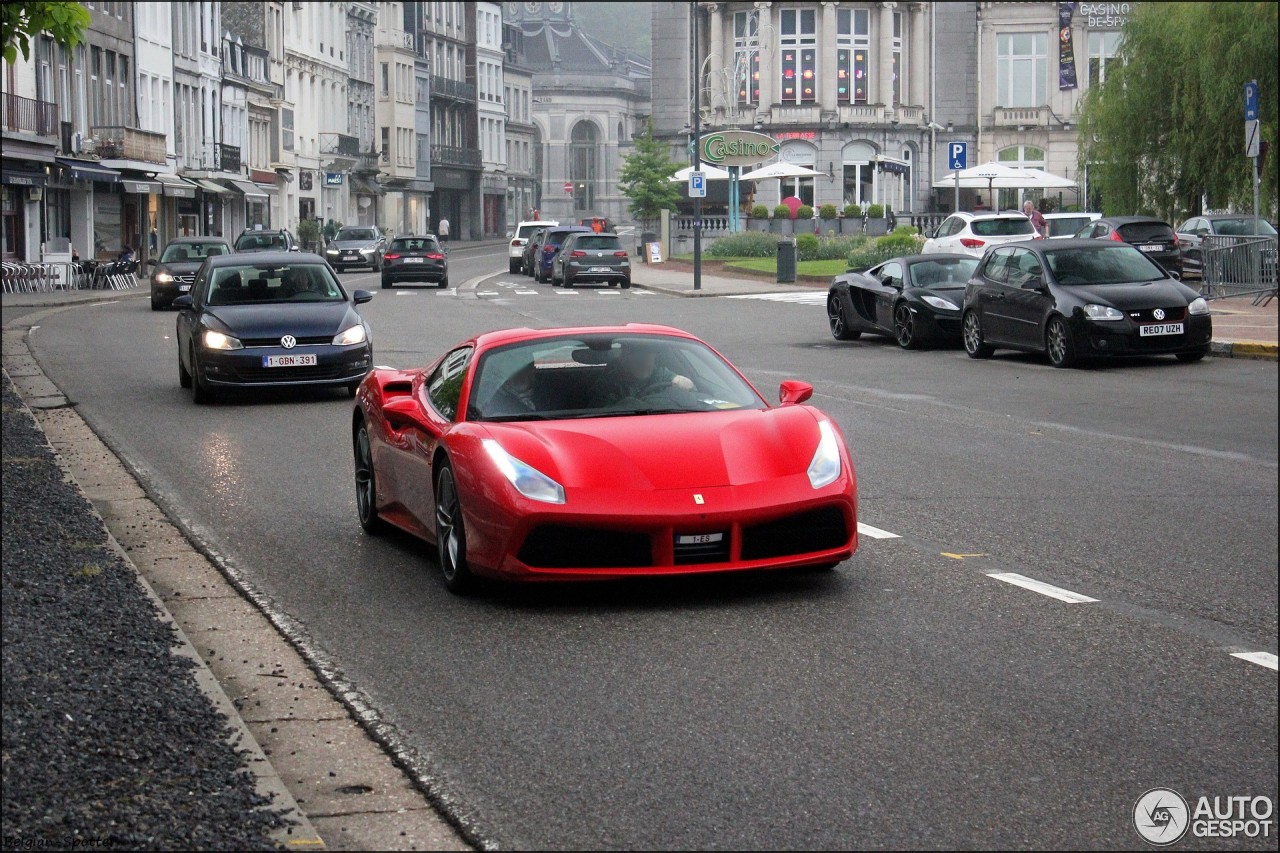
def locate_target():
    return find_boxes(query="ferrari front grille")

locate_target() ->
[519,524,651,569]
[741,507,850,561]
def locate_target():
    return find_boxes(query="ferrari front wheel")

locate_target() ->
[354,421,385,535]
[434,459,476,594]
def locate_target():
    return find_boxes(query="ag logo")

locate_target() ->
[1134,788,1189,845]
[280,335,297,349]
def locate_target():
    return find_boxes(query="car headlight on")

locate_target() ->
[482,439,566,504]
[1188,296,1210,315]
[325,248,339,255]
[807,420,842,489]
[920,295,958,311]
[1083,304,1125,321]
[202,329,242,350]
[154,271,174,284]
[333,324,367,345]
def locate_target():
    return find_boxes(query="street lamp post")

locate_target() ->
[692,5,702,291]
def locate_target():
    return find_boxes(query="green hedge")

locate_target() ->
[845,228,925,269]
[704,230,782,258]
[844,204,863,218]
[819,204,839,220]
[796,204,814,220]
[773,204,793,219]
[750,204,770,219]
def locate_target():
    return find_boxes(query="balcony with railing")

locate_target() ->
[92,126,168,164]
[993,106,1049,128]
[431,76,477,104]
[432,144,482,170]
[3,94,60,137]
[320,133,362,157]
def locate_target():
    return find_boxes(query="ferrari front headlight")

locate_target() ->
[333,324,367,345]
[807,419,842,489]
[482,439,565,503]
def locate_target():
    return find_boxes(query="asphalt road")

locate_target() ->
[18,245,1278,849]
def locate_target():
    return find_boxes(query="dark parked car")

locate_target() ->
[380,235,448,288]
[533,226,593,283]
[324,225,387,271]
[521,227,551,277]
[827,253,979,348]
[148,236,232,310]
[1175,214,1277,280]
[1074,216,1182,277]
[550,231,632,288]
[233,229,299,253]
[960,239,1212,368]
[173,252,374,403]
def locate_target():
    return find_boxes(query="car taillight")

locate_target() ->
[570,250,586,258]
[1171,233,1179,247]
[1109,230,1125,242]
[960,237,985,248]
[426,252,444,260]
[613,251,629,258]
[543,245,556,253]
[383,252,401,260]
[511,239,521,247]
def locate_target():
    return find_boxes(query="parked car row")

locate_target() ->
[829,240,1212,368]
[515,223,632,288]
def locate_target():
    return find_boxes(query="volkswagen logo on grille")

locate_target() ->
[280,335,297,348]
[1153,308,1166,321]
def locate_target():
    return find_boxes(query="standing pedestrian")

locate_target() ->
[1023,200,1046,238]
[438,216,450,243]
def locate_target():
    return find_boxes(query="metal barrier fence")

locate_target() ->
[2,260,139,294]
[1201,235,1278,305]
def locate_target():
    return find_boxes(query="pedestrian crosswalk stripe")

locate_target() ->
[725,292,826,304]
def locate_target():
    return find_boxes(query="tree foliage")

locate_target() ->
[1077,2,1278,220]
[2,2,90,65]
[617,121,684,220]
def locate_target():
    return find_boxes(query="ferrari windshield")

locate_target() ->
[1044,244,1168,285]
[470,334,768,422]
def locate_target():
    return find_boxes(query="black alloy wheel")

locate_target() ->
[354,421,386,534]
[434,459,476,594]
[894,302,919,349]
[962,311,994,359]
[828,294,861,341]
[1045,316,1077,368]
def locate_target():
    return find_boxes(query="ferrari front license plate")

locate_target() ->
[264,354,318,367]
[1139,323,1183,337]
[676,532,724,545]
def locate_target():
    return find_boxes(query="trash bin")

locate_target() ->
[777,239,797,283]
[639,231,657,258]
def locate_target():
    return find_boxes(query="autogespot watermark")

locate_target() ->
[1134,788,1275,845]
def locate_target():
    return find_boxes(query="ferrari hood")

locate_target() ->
[203,302,358,338]
[483,406,828,490]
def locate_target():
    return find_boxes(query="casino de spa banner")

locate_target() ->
[1060,2,1079,89]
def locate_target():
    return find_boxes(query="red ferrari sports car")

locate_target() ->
[352,324,858,592]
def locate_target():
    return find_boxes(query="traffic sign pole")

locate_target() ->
[1246,81,1260,238]
[948,142,968,212]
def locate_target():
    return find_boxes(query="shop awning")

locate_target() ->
[220,179,269,199]
[55,157,121,183]
[876,155,910,175]
[254,183,279,196]
[192,178,231,194]
[1,168,47,187]
[349,174,383,196]
[155,173,198,198]
[120,179,162,194]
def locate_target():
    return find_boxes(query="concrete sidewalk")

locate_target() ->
[629,259,1278,360]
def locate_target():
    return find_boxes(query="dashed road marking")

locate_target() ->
[857,523,901,539]
[1230,651,1278,671]
[725,291,826,305]
[986,572,1099,603]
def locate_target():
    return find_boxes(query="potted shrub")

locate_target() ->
[772,203,794,234]
[297,218,322,252]
[841,204,863,235]
[865,203,889,236]
[749,203,771,231]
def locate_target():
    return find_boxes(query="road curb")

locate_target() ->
[1211,340,1279,360]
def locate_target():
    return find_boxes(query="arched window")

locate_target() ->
[569,121,598,212]
[841,141,876,207]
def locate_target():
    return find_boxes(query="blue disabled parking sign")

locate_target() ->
[948,142,968,171]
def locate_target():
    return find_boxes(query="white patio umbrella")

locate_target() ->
[930,160,1038,190]
[1019,168,1077,189]
[739,162,827,181]
[668,164,732,182]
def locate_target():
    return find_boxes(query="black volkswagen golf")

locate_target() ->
[961,239,1212,368]
[173,252,375,403]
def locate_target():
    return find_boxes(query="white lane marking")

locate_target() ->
[1231,651,1279,671]
[725,292,826,304]
[986,572,1099,603]
[857,523,900,539]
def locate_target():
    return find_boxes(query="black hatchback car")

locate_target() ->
[1074,216,1182,277]
[148,236,232,310]
[960,239,1211,368]
[380,235,448,288]
[550,231,632,288]
[533,226,593,283]
[172,252,374,403]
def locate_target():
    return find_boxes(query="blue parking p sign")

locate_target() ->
[948,142,968,171]
[689,171,706,198]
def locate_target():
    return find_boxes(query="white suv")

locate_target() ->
[508,220,559,273]
[922,212,1038,257]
